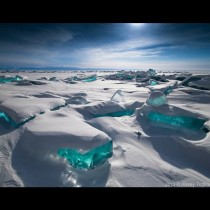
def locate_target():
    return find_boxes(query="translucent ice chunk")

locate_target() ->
[116,72,124,77]
[0,112,14,125]
[82,75,97,82]
[146,69,156,77]
[136,71,146,79]
[163,81,178,95]
[92,109,135,118]
[15,75,23,81]
[146,91,167,107]
[0,75,23,83]
[0,111,35,128]
[125,74,134,80]
[49,77,59,81]
[58,140,113,170]
[149,79,158,86]
[73,74,97,82]
[147,111,206,130]
[111,90,124,103]
[163,86,173,95]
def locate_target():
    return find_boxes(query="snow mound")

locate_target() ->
[83,101,127,116]
[15,109,111,155]
[11,108,111,186]
[0,98,66,125]
[28,80,47,85]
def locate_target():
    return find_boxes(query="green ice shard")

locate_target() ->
[58,140,113,170]
[92,109,135,118]
[149,80,158,86]
[73,75,97,82]
[0,111,35,128]
[82,75,97,82]
[147,111,207,130]
[0,75,23,83]
[0,111,16,127]
[116,73,124,77]
[150,81,158,86]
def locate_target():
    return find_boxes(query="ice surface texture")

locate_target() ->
[58,141,113,170]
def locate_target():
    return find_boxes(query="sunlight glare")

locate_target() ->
[130,23,144,27]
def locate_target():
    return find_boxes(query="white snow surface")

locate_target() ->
[0,71,210,187]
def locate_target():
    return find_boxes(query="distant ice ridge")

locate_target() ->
[73,74,97,82]
[136,91,207,131]
[105,71,135,80]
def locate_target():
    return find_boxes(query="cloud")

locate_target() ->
[0,23,210,70]
[120,43,181,52]
[15,27,74,48]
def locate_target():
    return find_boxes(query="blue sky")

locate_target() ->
[0,23,210,70]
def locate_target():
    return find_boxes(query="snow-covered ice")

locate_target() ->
[0,70,210,187]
